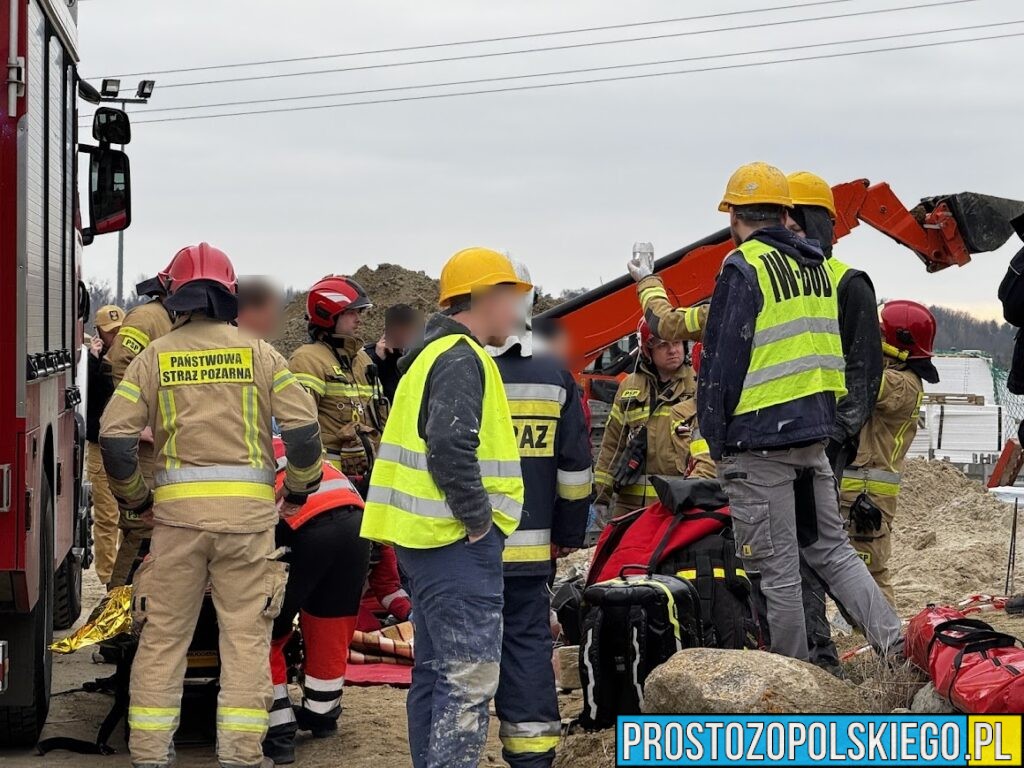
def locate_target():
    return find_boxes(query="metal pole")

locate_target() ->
[115,100,126,305]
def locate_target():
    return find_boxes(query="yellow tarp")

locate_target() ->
[50,585,134,654]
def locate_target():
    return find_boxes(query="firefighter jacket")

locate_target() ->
[289,337,384,476]
[99,315,324,533]
[104,299,174,385]
[697,227,846,460]
[493,347,595,575]
[840,356,924,519]
[273,456,363,531]
[594,359,714,514]
[360,315,524,548]
[637,275,709,342]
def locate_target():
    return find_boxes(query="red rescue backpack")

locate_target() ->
[907,604,1024,714]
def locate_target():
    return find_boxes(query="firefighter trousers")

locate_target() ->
[109,444,156,589]
[397,526,504,768]
[86,441,121,584]
[267,509,369,755]
[495,575,560,768]
[717,444,901,661]
[128,523,286,768]
[843,497,896,606]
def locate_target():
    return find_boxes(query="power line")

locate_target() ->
[116,31,1023,126]
[98,0,855,79]
[129,20,1021,116]
[154,0,980,90]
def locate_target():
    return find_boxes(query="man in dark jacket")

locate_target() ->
[632,162,901,662]
[364,303,423,404]
[488,260,593,768]
[86,304,124,586]
[786,171,883,674]
[361,247,530,768]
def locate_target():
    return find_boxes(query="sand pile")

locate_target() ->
[272,263,559,358]
[889,458,1016,616]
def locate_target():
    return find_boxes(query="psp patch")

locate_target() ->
[158,348,255,386]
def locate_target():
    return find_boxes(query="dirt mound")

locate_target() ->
[890,459,1015,615]
[272,263,559,359]
[273,264,440,358]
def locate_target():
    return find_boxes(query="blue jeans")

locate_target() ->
[397,526,505,768]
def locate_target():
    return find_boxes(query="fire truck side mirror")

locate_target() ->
[80,146,131,239]
[92,107,131,146]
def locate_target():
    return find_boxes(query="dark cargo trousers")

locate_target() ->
[717,443,901,661]
[397,526,505,768]
[495,575,561,768]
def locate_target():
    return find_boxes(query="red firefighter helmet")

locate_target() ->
[880,300,936,359]
[306,275,373,329]
[161,242,237,295]
[691,341,703,376]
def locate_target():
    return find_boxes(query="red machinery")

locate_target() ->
[538,180,1024,387]
[0,0,133,746]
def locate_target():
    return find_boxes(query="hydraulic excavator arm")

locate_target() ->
[540,180,1024,382]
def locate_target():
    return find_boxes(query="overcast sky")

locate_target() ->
[76,0,1023,319]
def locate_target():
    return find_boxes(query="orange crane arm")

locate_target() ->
[540,180,1024,377]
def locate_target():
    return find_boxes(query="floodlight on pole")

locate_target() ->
[100,78,120,98]
[136,79,155,99]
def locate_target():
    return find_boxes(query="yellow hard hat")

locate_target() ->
[93,304,125,332]
[438,247,533,308]
[718,161,792,212]
[787,170,836,218]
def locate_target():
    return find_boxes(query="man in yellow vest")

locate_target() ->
[687,162,902,661]
[361,248,530,768]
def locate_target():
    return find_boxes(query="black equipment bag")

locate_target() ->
[578,570,701,730]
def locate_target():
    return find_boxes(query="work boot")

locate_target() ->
[262,731,297,765]
[294,705,338,738]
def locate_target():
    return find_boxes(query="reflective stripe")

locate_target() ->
[317,479,357,494]
[324,382,363,397]
[217,707,269,734]
[684,305,703,333]
[119,325,151,350]
[840,476,900,497]
[742,354,846,389]
[155,466,275,486]
[158,389,181,469]
[376,442,522,478]
[128,705,180,732]
[273,369,298,393]
[499,720,561,754]
[367,485,522,520]
[114,381,141,403]
[639,282,668,308]
[269,707,296,728]
[380,588,409,609]
[753,316,839,346]
[677,567,748,580]
[242,384,262,468]
[288,459,324,486]
[503,527,551,563]
[503,382,566,405]
[557,467,593,501]
[155,481,275,503]
[842,467,900,485]
[606,406,623,425]
[892,390,924,466]
[302,697,340,715]
[508,400,562,418]
[304,674,345,691]
[593,469,613,488]
[690,438,710,456]
[295,373,326,396]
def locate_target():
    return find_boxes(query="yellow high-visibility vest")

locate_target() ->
[733,239,847,415]
[360,333,524,548]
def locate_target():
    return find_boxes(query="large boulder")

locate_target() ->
[643,648,869,714]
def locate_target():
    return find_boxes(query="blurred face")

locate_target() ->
[785,211,806,237]
[334,307,365,337]
[546,329,570,363]
[474,285,524,346]
[98,327,119,349]
[649,338,685,376]
[237,296,283,340]
[385,322,419,351]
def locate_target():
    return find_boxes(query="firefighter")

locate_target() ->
[360,247,529,768]
[841,301,938,605]
[103,272,174,589]
[86,304,125,586]
[593,319,714,524]
[265,438,369,766]
[289,276,386,492]
[487,259,593,768]
[690,161,901,661]
[100,243,323,768]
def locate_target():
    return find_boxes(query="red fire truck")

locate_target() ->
[1,0,132,746]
